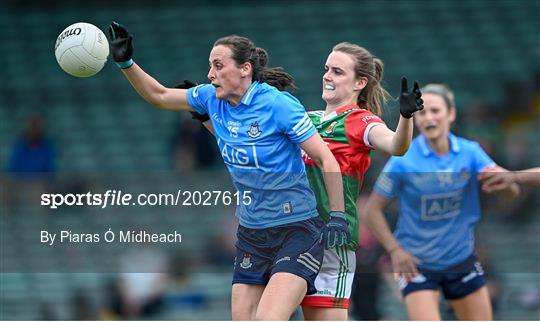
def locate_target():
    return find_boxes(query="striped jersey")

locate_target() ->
[303,104,385,248]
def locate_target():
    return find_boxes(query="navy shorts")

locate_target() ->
[399,254,486,300]
[232,216,325,295]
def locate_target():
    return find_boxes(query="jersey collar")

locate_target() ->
[337,104,362,115]
[240,81,260,106]
[321,104,362,122]
[419,132,461,156]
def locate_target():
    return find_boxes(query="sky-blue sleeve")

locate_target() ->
[471,142,496,172]
[273,92,315,143]
[186,84,215,115]
[373,157,401,199]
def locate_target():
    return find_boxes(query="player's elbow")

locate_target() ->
[147,91,168,109]
[320,153,341,174]
[143,84,170,109]
[391,141,410,156]
[365,196,377,217]
[364,197,378,228]
[365,193,385,219]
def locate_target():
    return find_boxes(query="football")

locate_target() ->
[54,22,109,77]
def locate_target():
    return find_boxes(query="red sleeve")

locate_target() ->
[345,110,385,152]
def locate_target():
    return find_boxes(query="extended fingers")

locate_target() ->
[107,24,116,40]
[414,81,424,110]
[109,21,129,39]
[413,80,420,96]
[401,76,408,94]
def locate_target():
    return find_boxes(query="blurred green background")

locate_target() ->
[1,0,539,320]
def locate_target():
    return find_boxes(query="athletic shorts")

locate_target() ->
[232,216,325,295]
[398,254,486,300]
[301,245,356,309]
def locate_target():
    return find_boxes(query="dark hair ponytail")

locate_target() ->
[214,36,297,91]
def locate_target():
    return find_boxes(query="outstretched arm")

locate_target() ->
[108,22,193,112]
[368,77,423,156]
[480,166,540,188]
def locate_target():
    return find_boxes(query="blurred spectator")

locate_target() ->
[3,115,56,210]
[71,288,98,320]
[516,285,540,311]
[38,301,57,321]
[106,242,169,319]
[167,253,208,311]
[170,114,217,173]
[7,114,56,174]
[206,214,237,267]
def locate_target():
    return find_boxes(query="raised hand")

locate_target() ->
[108,21,134,68]
[399,77,424,119]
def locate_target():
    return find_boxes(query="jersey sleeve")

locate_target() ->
[471,142,496,172]
[186,84,215,115]
[273,92,316,143]
[345,110,385,152]
[373,157,401,200]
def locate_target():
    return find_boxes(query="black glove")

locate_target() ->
[399,77,424,119]
[174,80,210,123]
[323,211,351,249]
[190,112,210,123]
[108,21,134,69]
[174,80,198,90]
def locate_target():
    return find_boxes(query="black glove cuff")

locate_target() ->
[329,211,347,220]
[115,59,134,69]
[400,110,413,119]
[190,112,210,123]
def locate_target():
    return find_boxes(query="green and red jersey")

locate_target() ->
[303,104,385,249]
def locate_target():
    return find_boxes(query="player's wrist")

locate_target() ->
[328,211,347,220]
[399,109,413,119]
[512,171,520,184]
[388,244,401,254]
[115,58,134,69]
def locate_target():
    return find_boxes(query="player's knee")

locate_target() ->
[232,303,257,320]
[254,307,287,321]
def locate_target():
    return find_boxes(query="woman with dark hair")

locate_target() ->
[188,41,424,320]
[107,22,347,320]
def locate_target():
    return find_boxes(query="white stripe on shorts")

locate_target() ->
[297,257,318,273]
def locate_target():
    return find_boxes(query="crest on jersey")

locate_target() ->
[459,167,471,181]
[247,122,262,138]
[325,121,338,135]
[240,254,252,269]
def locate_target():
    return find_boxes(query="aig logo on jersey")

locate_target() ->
[421,190,463,221]
[217,139,260,169]
[247,122,262,138]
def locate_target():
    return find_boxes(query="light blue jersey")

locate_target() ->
[187,81,319,228]
[374,133,495,270]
